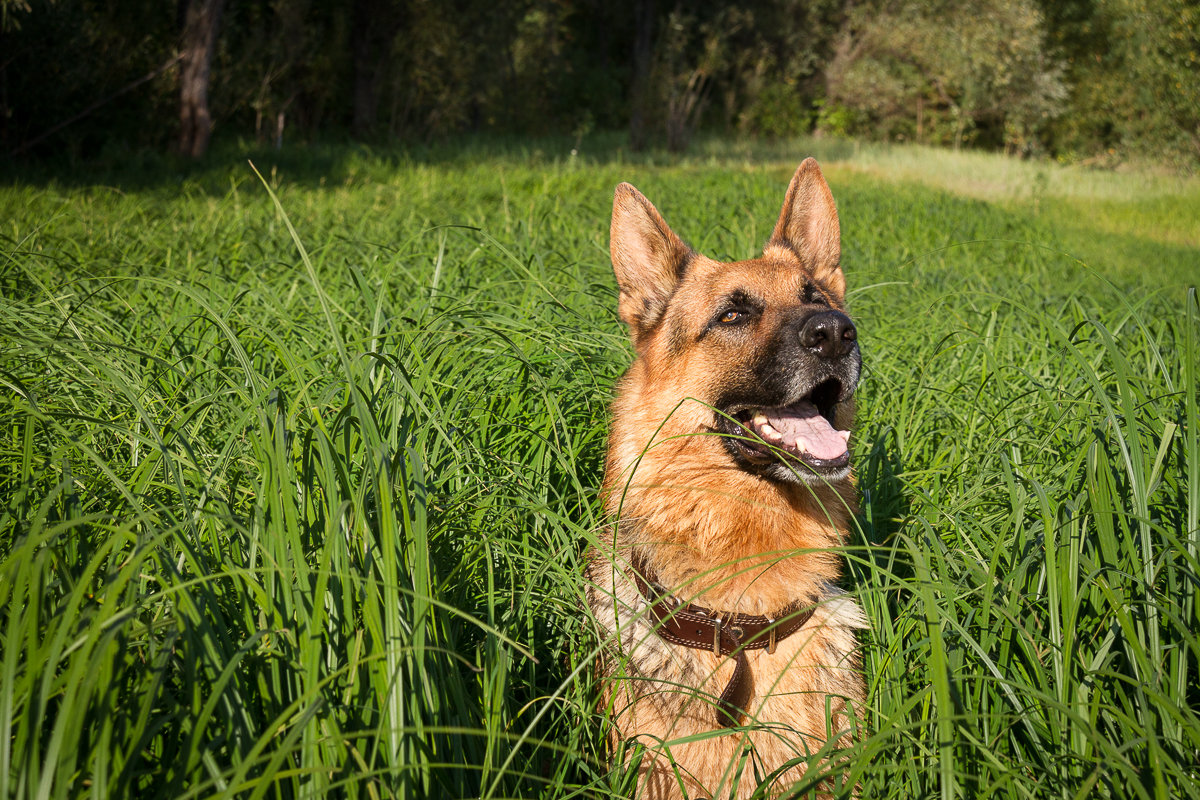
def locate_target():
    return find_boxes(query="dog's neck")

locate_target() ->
[605,462,855,613]
[603,374,857,612]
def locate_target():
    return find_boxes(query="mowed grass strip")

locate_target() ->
[1,142,1196,799]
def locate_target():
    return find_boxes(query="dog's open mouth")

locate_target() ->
[720,379,851,474]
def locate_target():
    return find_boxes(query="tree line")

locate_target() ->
[2,0,1197,166]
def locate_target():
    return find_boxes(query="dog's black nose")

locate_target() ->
[798,310,857,359]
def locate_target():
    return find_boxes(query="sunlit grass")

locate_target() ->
[1,140,1196,798]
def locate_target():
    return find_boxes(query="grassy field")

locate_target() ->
[1,136,1197,799]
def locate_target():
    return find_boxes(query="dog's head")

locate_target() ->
[609,159,858,487]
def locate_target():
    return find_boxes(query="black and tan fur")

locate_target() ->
[587,160,865,799]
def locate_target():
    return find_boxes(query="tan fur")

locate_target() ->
[588,160,866,799]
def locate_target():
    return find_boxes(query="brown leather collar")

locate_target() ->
[631,562,814,728]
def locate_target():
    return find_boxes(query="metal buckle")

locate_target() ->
[712,617,722,655]
[767,618,777,654]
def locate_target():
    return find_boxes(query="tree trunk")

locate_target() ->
[178,0,224,158]
[628,0,655,151]
[666,66,709,153]
[352,0,404,137]
[353,0,380,136]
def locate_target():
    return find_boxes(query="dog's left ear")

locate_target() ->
[768,158,844,297]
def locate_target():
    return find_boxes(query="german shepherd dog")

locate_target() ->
[587,160,865,799]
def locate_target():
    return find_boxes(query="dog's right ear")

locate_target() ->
[610,183,691,338]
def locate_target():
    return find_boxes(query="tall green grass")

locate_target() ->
[1,140,1196,798]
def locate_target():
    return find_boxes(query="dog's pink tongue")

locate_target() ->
[766,402,849,460]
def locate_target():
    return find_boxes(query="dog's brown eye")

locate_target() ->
[804,284,829,306]
[719,310,743,324]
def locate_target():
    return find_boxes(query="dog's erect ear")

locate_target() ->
[768,158,844,296]
[610,182,691,337]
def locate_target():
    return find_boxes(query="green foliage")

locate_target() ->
[0,0,178,155]
[1,140,1197,797]
[2,0,1197,165]
[741,83,813,138]
[825,0,1067,153]
[1078,0,1200,166]
[811,100,865,140]
[725,0,845,138]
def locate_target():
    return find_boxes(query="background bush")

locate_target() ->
[2,0,1197,166]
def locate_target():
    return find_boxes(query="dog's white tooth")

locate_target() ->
[839,430,851,442]
[752,412,768,427]
[759,421,777,435]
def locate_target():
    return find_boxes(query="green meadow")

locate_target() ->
[2,138,1197,798]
